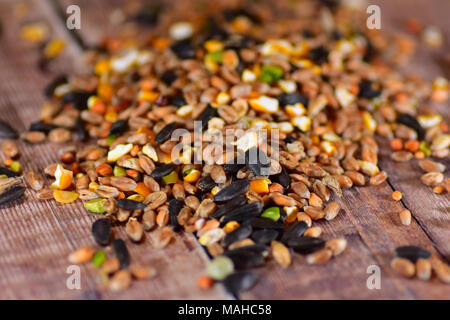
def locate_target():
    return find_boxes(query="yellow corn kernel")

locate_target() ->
[362,111,377,133]
[176,105,193,118]
[292,59,313,68]
[89,182,99,192]
[204,39,224,52]
[211,186,221,196]
[276,122,294,133]
[53,190,79,204]
[292,116,311,132]
[250,179,271,194]
[20,23,48,43]
[104,110,118,122]
[223,221,240,234]
[44,39,66,59]
[107,143,133,162]
[357,160,380,177]
[249,96,279,114]
[98,83,114,101]
[51,164,73,190]
[287,141,303,154]
[260,40,293,56]
[138,90,159,102]
[322,132,341,142]
[320,141,335,156]
[95,59,110,75]
[279,80,297,93]
[142,144,158,162]
[204,55,219,72]
[235,131,258,152]
[417,114,442,129]
[250,119,269,130]
[183,169,200,183]
[242,69,257,83]
[215,92,231,105]
[127,194,145,202]
[285,103,306,117]
[87,96,100,109]
[335,86,355,108]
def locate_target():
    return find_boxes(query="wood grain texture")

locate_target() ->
[0,0,448,299]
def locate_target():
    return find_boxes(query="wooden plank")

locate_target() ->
[0,0,229,299]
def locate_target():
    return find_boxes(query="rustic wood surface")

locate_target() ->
[0,0,448,300]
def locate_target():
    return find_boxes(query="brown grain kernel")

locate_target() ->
[110,176,137,191]
[369,171,388,186]
[185,195,200,210]
[430,256,450,284]
[2,141,19,158]
[391,151,413,162]
[336,174,353,188]
[271,240,291,268]
[101,258,120,274]
[324,201,341,221]
[418,159,445,173]
[44,163,58,177]
[48,128,71,143]
[172,182,185,200]
[75,174,90,190]
[308,192,323,208]
[392,190,402,201]
[143,175,160,192]
[155,226,174,248]
[143,191,167,209]
[68,247,94,264]
[142,209,156,231]
[391,257,415,278]
[432,185,445,194]
[96,163,113,176]
[156,206,169,227]
[229,238,255,250]
[117,208,131,222]
[420,172,444,186]
[195,199,217,218]
[126,217,143,242]
[325,238,347,256]
[345,171,365,186]
[306,248,332,265]
[416,258,431,280]
[36,188,54,200]
[304,227,322,238]
[296,212,312,227]
[103,198,118,214]
[130,265,157,280]
[210,165,226,184]
[109,270,132,291]
[290,181,310,199]
[24,171,44,191]
[95,185,120,198]
[399,209,411,226]
[304,206,325,220]
[23,131,46,143]
[270,193,296,206]
[207,242,224,257]
[443,178,450,193]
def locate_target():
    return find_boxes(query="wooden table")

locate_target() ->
[0,0,448,300]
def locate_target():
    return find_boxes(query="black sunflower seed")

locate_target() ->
[170,94,186,107]
[277,92,309,107]
[245,147,270,176]
[150,164,176,179]
[222,272,257,295]
[112,239,130,269]
[169,198,183,230]
[281,221,308,244]
[229,244,269,257]
[223,8,258,23]
[223,250,265,270]
[0,167,20,177]
[271,166,290,189]
[213,179,250,202]
[247,217,284,230]
[221,201,263,224]
[0,186,25,205]
[308,45,329,64]
[91,218,111,246]
[251,229,279,245]
[133,5,160,25]
[394,245,431,262]
[211,196,247,219]
[171,40,196,59]
[197,106,218,131]
[109,119,128,136]
[0,121,19,139]
[74,116,88,142]
[223,159,246,175]
[29,121,55,133]
[222,225,253,247]
[288,236,325,254]
[160,70,178,86]
[198,175,217,192]
[155,122,176,144]
[117,199,147,210]
[43,74,67,97]
[397,114,425,140]
[358,80,381,99]
[62,90,93,110]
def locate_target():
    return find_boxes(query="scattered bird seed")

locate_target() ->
[92,218,112,246]
[394,245,431,262]
[113,239,130,269]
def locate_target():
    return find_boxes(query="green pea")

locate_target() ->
[261,207,280,221]
[106,134,117,146]
[207,256,234,280]
[92,250,106,267]
[84,198,107,213]
[10,161,22,173]
[259,65,283,84]
[113,165,127,177]
[206,51,224,63]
